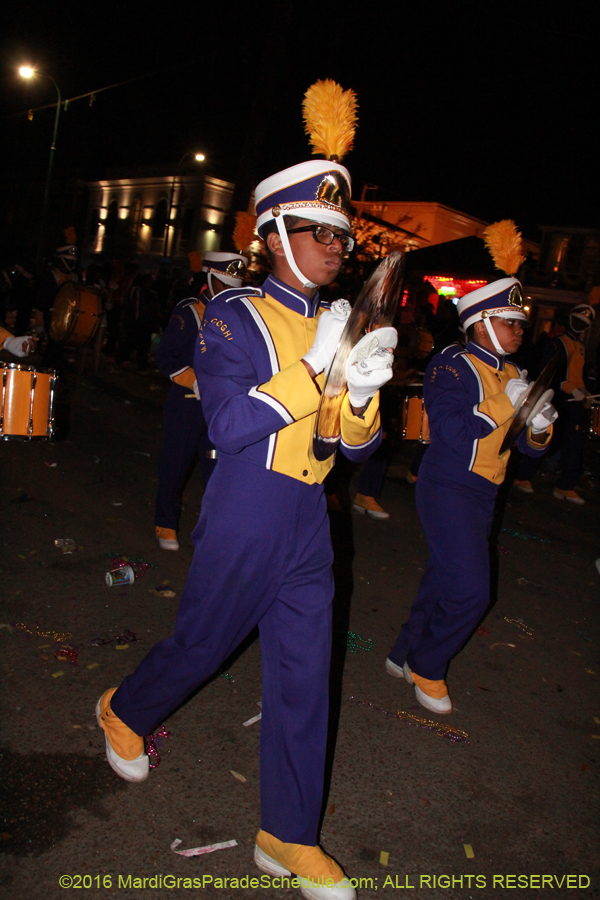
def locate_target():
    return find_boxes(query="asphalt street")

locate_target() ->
[1,353,599,900]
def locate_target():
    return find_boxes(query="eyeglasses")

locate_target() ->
[286,224,355,253]
[495,317,528,329]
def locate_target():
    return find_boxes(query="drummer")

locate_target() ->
[34,243,79,333]
[386,277,557,714]
[0,327,37,358]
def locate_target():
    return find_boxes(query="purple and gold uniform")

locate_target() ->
[111,272,381,843]
[389,339,551,681]
[154,292,216,534]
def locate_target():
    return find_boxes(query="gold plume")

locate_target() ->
[233,212,257,253]
[483,220,525,276]
[188,251,202,273]
[302,80,358,161]
[64,226,77,245]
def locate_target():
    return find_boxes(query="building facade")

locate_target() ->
[83,170,235,267]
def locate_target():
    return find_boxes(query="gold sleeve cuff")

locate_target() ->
[526,423,553,448]
[478,391,515,426]
[172,368,197,389]
[257,360,321,422]
[340,392,381,445]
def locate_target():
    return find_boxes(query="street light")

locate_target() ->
[164,151,206,257]
[19,65,62,266]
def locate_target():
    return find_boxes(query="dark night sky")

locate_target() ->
[1,0,598,238]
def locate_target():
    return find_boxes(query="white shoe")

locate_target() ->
[158,537,179,550]
[553,488,585,505]
[300,878,357,900]
[254,846,357,900]
[414,685,453,715]
[352,493,390,520]
[95,698,149,782]
[385,657,405,678]
[156,526,180,550]
[254,844,291,876]
[403,662,413,684]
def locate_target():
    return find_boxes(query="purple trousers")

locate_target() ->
[389,465,495,680]
[113,457,334,845]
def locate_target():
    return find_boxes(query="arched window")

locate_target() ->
[104,199,119,237]
[130,196,143,235]
[152,199,168,239]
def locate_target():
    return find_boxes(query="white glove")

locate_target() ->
[192,379,201,401]
[2,335,32,358]
[346,327,398,408]
[531,402,558,434]
[571,387,587,402]
[303,299,351,376]
[505,374,531,409]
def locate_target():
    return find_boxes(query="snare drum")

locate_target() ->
[0,362,57,440]
[401,384,431,443]
[49,282,102,346]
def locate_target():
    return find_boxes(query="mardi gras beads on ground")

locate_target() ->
[349,697,470,744]
[146,725,171,768]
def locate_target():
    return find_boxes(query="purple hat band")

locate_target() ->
[458,279,526,328]
[255,171,345,221]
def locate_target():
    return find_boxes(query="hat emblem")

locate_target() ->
[316,172,351,214]
[508,284,523,308]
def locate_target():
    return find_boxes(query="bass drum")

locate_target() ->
[401,383,430,443]
[0,362,58,440]
[49,282,102,346]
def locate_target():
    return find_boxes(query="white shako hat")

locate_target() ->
[254,161,352,290]
[457,277,528,332]
[255,160,352,237]
[55,244,77,271]
[202,251,248,290]
[570,303,595,331]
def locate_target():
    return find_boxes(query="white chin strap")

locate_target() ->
[275,216,317,290]
[483,316,508,356]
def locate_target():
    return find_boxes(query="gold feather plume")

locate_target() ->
[233,212,257,253]
[302,80,358,161]
[64,226,77,245]
[483,220,525,276]
[188,251,202,273]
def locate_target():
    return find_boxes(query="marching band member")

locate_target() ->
[154,251,248,551]
[514,303,595,504]
[386,222,556,715]
[97,82,394,900]
[0,326,37,357]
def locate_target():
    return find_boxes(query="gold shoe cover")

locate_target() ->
[98,688,144,760]
[256,829,344,883]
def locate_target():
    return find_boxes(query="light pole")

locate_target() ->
[19,67,63,267]
[163,152,205,258]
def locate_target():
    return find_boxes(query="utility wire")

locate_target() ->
[4,61,196,121]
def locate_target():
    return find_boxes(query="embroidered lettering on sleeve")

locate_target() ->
[210,318,233,340]
[430,364,460,383]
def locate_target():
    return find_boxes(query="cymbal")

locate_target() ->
[499,350,561,454]
[312,251,404,461]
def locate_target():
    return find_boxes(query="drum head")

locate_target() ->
[49,282,80,342]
